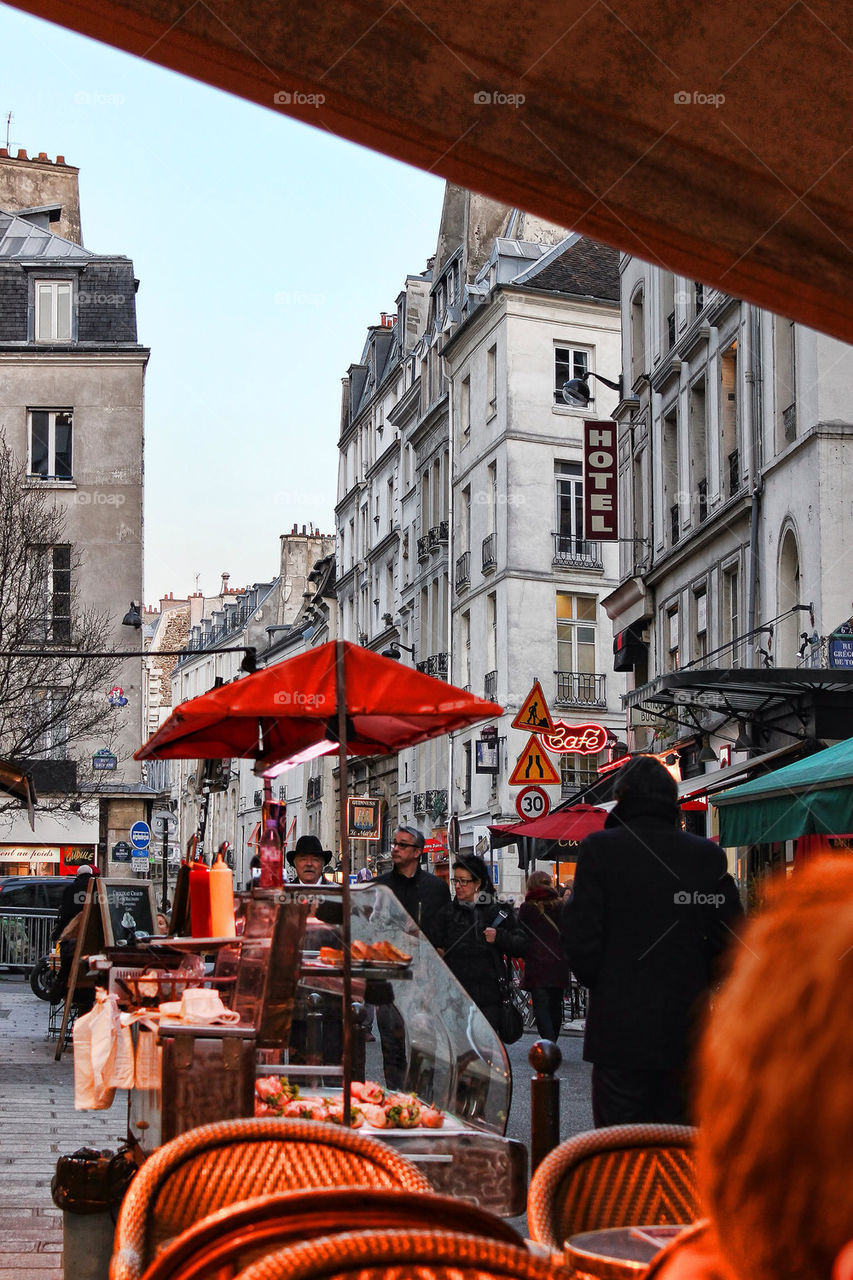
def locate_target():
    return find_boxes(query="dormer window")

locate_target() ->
[35,280,73,342]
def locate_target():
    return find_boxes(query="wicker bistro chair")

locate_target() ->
[111,1119,431,1280]
[141,1188,525,1280]
[527,1125,699,1252]
[233,1228,572,1280]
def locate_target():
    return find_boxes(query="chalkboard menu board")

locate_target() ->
[99,879,157,945]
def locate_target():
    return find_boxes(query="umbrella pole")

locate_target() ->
[335,639,353,1125]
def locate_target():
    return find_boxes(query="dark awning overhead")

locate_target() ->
[8,0,853,344]
[711,737,853,847]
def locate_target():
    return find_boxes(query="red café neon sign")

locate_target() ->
[540,721,609,755]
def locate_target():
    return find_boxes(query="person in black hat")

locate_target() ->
[288,834,334,885]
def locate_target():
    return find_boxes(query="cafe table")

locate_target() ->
[565,1225,690,1279]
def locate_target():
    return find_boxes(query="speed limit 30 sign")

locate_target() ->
[515,786,551,821]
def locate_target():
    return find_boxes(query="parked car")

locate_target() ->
[0,876,69,980]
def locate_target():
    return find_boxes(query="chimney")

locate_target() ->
[220,572,230,595]
[0,148,83,244]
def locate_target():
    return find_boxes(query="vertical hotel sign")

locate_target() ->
[583,420,618,541]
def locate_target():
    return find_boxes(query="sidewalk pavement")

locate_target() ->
[0,976,126,1280]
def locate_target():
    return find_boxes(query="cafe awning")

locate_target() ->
[8,0,853,346]
[711,738,853,846]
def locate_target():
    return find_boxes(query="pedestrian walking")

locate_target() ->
[518,870,570,1041]
[562,754,743,1128]
[373,826,450,1086]
[434,854,527,1035]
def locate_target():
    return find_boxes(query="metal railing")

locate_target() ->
[455,550,470,590]
[729,448,740,494]
[484,670,498,700]
[0,911,55,970]
[552,534,603,569]
[417,535,429,561]
[555,671,606,706]
[482,532,497,571]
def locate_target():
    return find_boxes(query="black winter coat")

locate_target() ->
[374,865,450,947]
[518,888,570,990]
[561,798,743,1071]
[434,897,527,1029]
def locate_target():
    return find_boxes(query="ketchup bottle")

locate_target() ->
[257,817,283,888]
[188,848,212,937]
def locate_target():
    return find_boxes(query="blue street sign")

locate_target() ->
[130,820,151,850]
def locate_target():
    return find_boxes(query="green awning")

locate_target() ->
[711,739,853,847]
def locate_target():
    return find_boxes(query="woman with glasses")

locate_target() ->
[434,853,527,1035]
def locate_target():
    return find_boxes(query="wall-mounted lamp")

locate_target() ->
[733,721,752,752]
[562,370,623,407]
[381,641,416,661]
[698,736,718,764]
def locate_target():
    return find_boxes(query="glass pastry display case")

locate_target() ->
[125,883,526,1215]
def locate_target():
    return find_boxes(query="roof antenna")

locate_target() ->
[5,111,12,151]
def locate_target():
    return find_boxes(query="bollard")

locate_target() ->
[529,1039,562,1171]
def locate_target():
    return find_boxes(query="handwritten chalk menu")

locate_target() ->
[99,879,157,946]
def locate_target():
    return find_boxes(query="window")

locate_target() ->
[556,593,597,675]
[463,740,472,805]
[460,375,471,443]
[721,340,739,494]
[28,410,73,480]
[630,289,645,385]
[461,610,470,688]
[27,686,68,759]
[560,751,600,797]
[694,589,707,660]
[556,462,584,554]
[554,345,589,405]
[689,378,707,522]
[667,606,680,671]
[487,345,497,416]
[662,404,679,542]
[31,545,72,644]
[723,566,740,667]
[35,280,73,342]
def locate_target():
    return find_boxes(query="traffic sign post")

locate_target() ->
[508,734,561,786]
[129,821,151,851]
[511,680,555,735]
[515,786,551,821]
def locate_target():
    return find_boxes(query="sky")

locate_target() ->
[0,3,445,604]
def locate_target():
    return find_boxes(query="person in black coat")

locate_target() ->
[519,870,570,1041]
[435,854,527,1034]
[561,755,743,1128]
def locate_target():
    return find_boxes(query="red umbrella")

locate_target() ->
[488,803,608,847]
[135,640,501,773]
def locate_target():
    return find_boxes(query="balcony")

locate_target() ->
[670,504,680,546]
[455,550,470,591]
[482,532,497,572]
[697,477,708,523]
[555,671,607,707]
[428,525,441,550]
[417,535,429,562]
[306,776,323,803]
[728,448,740,494]
[552,534,603,569]
[484,670,498,701]
[426,653,448,678]
[426,789,448,816]
[438,519,449,544]
[413,792,427,814]
[666,310,676,348]
[416,660,429,674]
[253,789,263,807]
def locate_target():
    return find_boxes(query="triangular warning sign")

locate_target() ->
[508,734,561,786]
[511,680,555,734]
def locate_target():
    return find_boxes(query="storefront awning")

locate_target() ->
[0,847,60,862]
[711,738,853,846]
[678,743,803,802]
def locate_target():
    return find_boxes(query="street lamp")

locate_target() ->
[381,641,416,661]
[561,371,623,407]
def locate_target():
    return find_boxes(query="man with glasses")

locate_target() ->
[373,826,450,1088]
[375,825,450,946]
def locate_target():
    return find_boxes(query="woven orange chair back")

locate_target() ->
[140,1189,524,1280]
[111,1120,431,1280]
[527,1125,699,1250]
[233,1227,572,1280]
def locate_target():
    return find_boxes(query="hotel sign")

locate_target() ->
[583,420,618,541]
